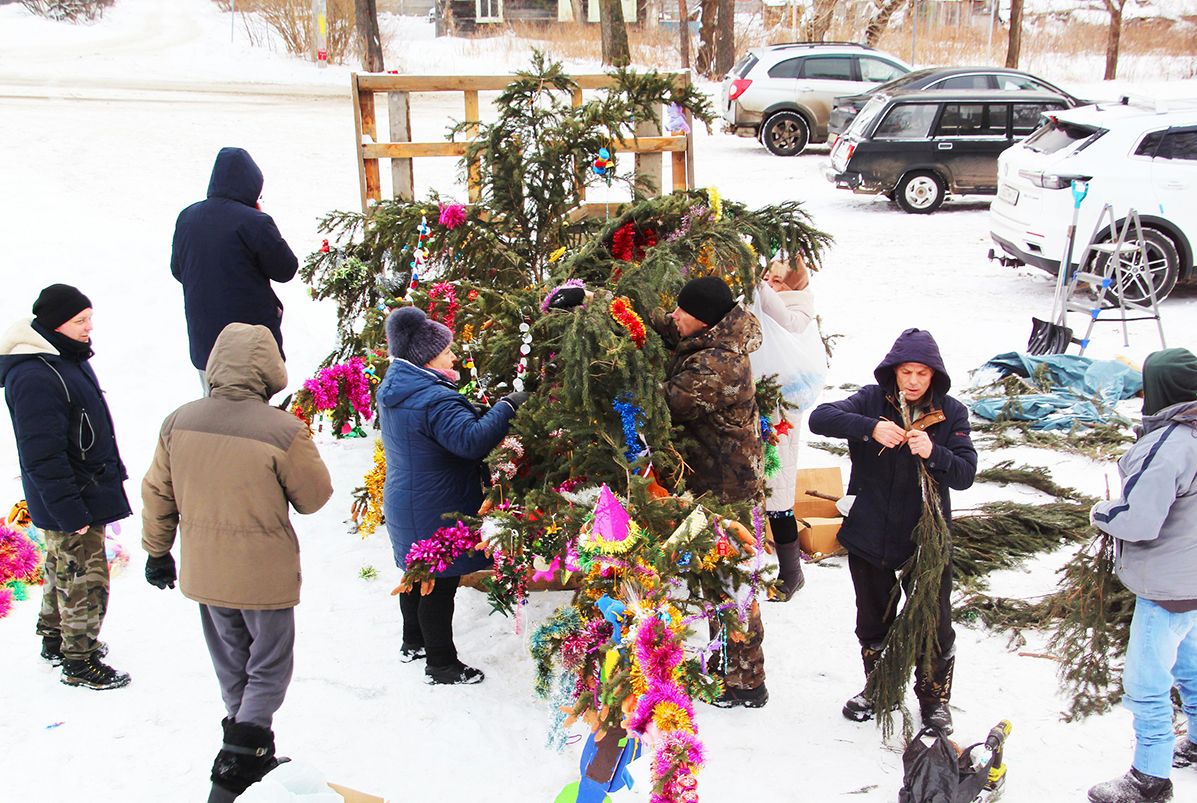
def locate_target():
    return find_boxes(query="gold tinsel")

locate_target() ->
[352,440,387,537]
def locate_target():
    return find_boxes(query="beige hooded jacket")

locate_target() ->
[141,323,332,609]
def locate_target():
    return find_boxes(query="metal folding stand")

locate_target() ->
[1061,204,1167,355]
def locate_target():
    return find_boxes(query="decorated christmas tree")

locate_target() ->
[303,55,831,802]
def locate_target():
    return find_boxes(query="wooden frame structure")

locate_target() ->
[350,72,696,215]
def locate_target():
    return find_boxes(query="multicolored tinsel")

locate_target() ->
[409,215,430,288]
[760,416,780,478]
[300,357,375,421]
[0,520,43,619]
[426,282,460,331]
[402,520,481,579]
[612,394,646,462]
[350,439,387,537]
[625,617,704,803]
[609,297,647,349]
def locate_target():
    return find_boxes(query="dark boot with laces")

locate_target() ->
[60,651,130,690]
[914,653,955,735]
[1174,736,1197,769]
[399,642,426,663]
[843,644,882,722]
[1087,768,1173,802]
[425,661,485,685]
[709,683,769,709]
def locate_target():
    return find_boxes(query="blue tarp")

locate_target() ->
[970,352,1142,431]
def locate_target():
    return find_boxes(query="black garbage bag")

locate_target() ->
[898,727,993,803]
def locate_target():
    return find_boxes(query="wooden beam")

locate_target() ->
[354,71,688,93]
[389,90,413,202]
[362,142,470,158]
[464,90,481,204]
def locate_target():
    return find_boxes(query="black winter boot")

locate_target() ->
[425,661,485,685]
[1087,768,1173,802]
[842,644,883,722]
[60,651,129,690]
[210,721,281,797]
[709,683,769,709]
[769,541,806,602]
[914,654,955,735]
[1174,736,1197,769]
[399,642,426,663]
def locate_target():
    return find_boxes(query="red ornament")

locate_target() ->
[320,239,330,253]
[774,419,793,436]
[716,537,732,557]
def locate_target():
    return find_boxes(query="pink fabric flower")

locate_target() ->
[438,203,467,230]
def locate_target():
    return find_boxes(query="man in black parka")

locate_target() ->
[172,147,298,392]
[0,284,132,689]
[808,328,976,734]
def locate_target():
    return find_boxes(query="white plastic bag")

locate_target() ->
[237,760,345,803]
[748,295,828,411]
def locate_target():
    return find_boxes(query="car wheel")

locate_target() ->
[761,111,810,157]
[1090,226,1180,304]
[895,171,946,214]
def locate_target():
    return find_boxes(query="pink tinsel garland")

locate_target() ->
[302,357,374,420]
[405,521,480,574]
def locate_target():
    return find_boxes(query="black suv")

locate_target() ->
[824,88,1071,213]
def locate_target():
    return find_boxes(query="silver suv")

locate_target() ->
[721,42,911,156]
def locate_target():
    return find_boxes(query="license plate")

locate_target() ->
[998,183,1019,205]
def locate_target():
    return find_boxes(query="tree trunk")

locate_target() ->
[1005,0,1023,68]
[865,0,905,47]
[696,0,717,78]
[355,0,384,72]
[570,0,586,25]
[678,0,691,68]
[600,0,631,67]
[714,0,734,75]
[1103,0,1123,80]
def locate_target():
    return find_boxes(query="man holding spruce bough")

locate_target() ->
[808,328,976,734]
[1088,348,1197,803]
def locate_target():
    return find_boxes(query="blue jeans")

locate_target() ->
[1124,597,1197,778]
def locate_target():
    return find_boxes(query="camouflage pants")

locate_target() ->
[36,525,110,660]
[708,601,766,690]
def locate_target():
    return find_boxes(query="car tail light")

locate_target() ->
[728,78,752,101]
[844,142,856,162]
[1017,170,1092,190]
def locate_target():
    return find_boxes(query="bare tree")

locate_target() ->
[865,0,906,47]
[1102,0,1127,80]
[714,0,735,75]
[355,0,384,72]
[600,0,631,67]
[1005,0,1023,68]
[696,0,717,77]
[678,0,691,68]
[570,0,586,27]
[803,0,836,41]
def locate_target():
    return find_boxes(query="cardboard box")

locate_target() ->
[793,467,846,558]
[328,782,388,803]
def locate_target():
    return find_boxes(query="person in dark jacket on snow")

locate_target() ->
[0,284,132,690]
[378,306,527,685]
[172,147,298,392]
[808,328,976,734]
[1087,348,1197,803]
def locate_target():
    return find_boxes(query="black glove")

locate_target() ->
[145,553,177,590]
[501,391,530,411]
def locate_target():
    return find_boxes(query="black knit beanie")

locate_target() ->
[1142,348,1197,416]
[385,306,452,366]
[676,276,735,326]
[32,284,92,330]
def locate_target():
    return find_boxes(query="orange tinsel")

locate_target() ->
[609,297,647,349]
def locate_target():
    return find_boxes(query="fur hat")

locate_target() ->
[32,284,92,330]
[677,276,735,326]
[385,306,452,366]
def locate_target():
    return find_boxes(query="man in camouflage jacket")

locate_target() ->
[657,276,768,708]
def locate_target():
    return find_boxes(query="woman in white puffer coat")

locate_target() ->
[756,255,818,601]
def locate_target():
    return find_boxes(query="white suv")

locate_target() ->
[990,98,1197,300]
[721,42,910,156]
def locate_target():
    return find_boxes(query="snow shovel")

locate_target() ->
[1027,180,1089,355]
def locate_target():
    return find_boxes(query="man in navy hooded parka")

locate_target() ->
[809,328,976,735]
[172,147,298,389]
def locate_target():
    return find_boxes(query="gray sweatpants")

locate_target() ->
[199,604,295,728]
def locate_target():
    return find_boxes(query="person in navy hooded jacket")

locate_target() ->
[172,147,298,392]
[378,306,527,685]
[808,328,976,734]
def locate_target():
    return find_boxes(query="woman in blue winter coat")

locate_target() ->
[378,306,527,685]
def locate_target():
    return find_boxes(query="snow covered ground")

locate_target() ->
[1,1,1196,801]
